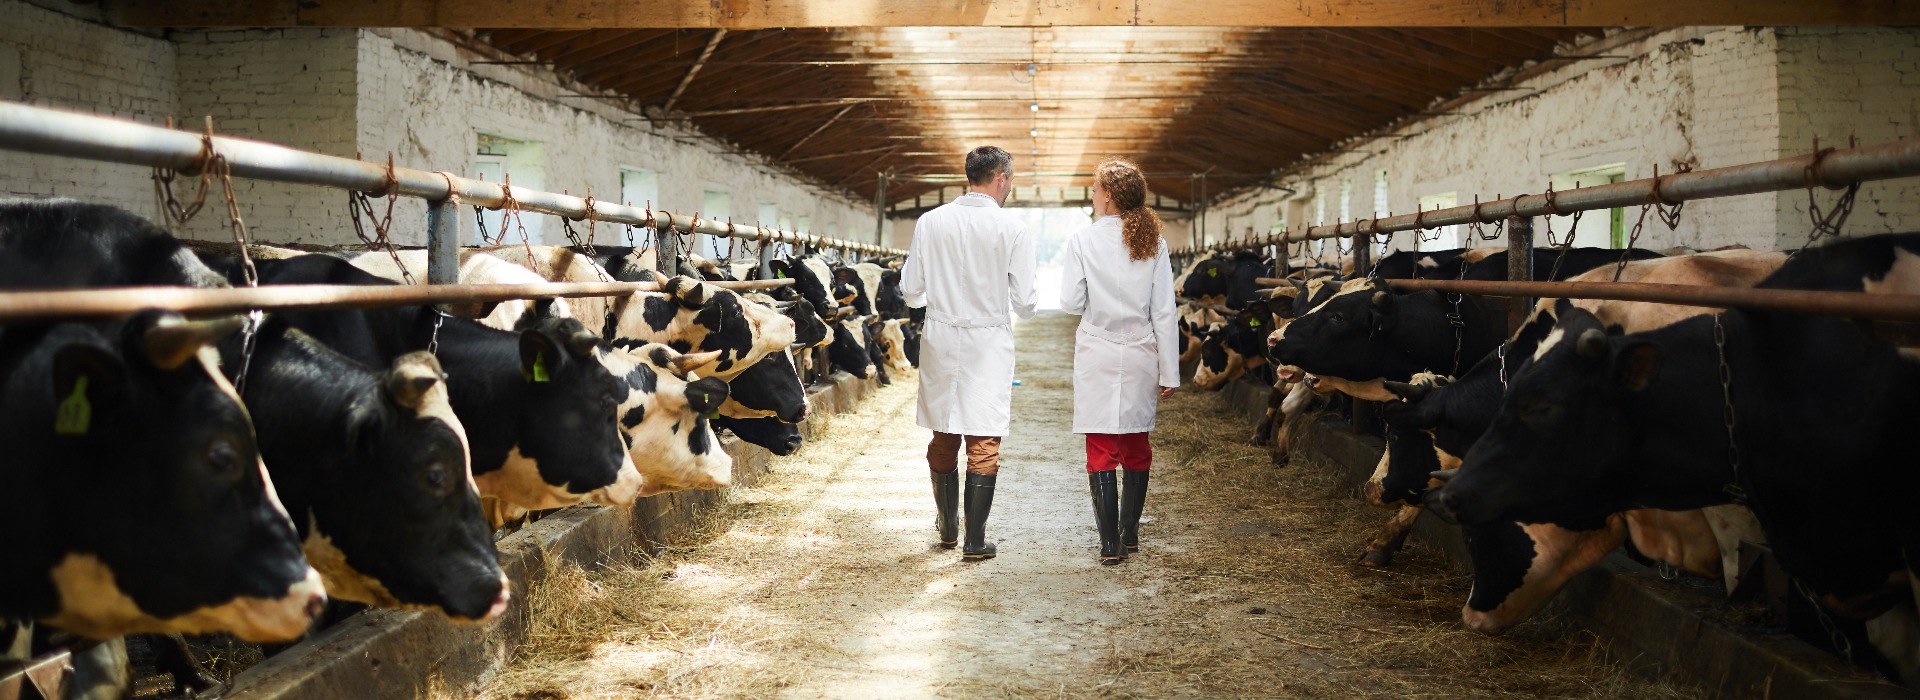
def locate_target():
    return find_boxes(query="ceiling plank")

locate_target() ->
[661,29,728,112]
[108,0,1920,27]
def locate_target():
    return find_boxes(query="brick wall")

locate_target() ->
[1203,26,1920,256]
[0,1,176,213]
[0,4,885,253]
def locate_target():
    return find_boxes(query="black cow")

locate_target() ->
[876,269,907,319]
[225,320,507,621]
[1367,248,1468,281]
[0,313,325,642]
[0,199,228,289]
[767,256,836,318]
[231,255,641,521]
[713,415,804,456]
[1431,234,1920,634]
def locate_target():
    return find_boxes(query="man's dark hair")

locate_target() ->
[965,146,1013,186]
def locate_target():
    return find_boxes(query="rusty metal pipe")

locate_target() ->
[0,278,792,324]
[0,103,906,256]
[1384,278,1920,322]
[1184,137,1920,253]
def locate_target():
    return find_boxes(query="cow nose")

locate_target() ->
[484,581,512,621]
[303,591,328,620]
[781,435,804,455]
[1427,488,1464,524]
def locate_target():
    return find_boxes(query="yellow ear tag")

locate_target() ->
[55,376,91,436]
[1207,268,1219,278]
[529,352,551,383]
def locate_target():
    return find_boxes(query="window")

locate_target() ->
[1339,178,1352,225]
[1373,170,1391,255]
[619,168,658,246]
[475,133,544,244]
[1417,192,1461,250]
[698,190,732,260]
[1312,188,1327,256]
[1549,164,1628,248]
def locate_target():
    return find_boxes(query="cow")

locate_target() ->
[766,255,837,317]
[608,342,736,496]
[0,200,325,641]
[870,318,913,374]
[338,249,571,331]
[225,319,508,621]
[0,314,326,643]
[829,315,878,379]
[1193,302,1271,390]
[875,269,908,319]
[1427,234,1920,683]
[227,255,647,522]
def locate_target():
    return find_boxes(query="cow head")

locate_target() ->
[834,266,874,316]
[615,277,796,382]
[767,257,833,316]
[876,269,907,319]
[872,318,912,373]
[901,321,922,367]
[2,313,324,642]
[712,415,804,456]
[719,348,809,423]
[1427,308,1672,528]
[473,317,640,519]
[1180,256,1232,304]
[1458,518,1626,635]
[1270,279,1432,383]
[829,316,876,379]
[279,348,507,623]
[612,344,734,496]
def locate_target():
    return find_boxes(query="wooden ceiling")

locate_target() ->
[478,26,1595,206]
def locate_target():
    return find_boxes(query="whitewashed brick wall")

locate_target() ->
[0,1,176,213]
[1773,26,1920,247]
[1203,26,1920,256]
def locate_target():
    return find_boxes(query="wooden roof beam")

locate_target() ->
[106,1,1920,28]
[660,28,727,113]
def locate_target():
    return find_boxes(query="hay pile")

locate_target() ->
[468,315,1699,698]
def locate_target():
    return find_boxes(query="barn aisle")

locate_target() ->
[476,312,1695,699]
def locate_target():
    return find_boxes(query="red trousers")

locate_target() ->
[1085,433,1152,473]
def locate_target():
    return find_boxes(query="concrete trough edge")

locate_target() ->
[222,371,882,700]
[1213,376,1914,700]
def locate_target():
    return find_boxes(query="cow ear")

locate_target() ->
[670,350,723,378]
[666,276,709,308]
[565,330,600,357]
[143,314,248,370]
[385,352,444,411]
[684,376,730,415]
[51,343,128,435]
[518,330,560,383]
[1614,341,1663,393]
[344,400,382,460]
[1575,328,1609,363]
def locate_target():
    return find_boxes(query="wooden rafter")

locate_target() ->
[660,29,727,112]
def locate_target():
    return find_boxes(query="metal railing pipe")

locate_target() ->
[0,277,794,324]
[1383,278,1920,322]
[1177,138,1920,254]
[0,103,905,257]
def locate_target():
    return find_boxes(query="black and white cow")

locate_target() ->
[0,200,325,641]
[232,255,645,522]
[225,320,507,620]
[0,314,326,642]
[712,415,804,456]
[1428,234,1920,683]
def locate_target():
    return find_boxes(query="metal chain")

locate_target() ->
[150,117,214,234]
[428,308,448,355]
[347,154,415,286]
[1612,203,1655,282]
[1496,341,1509,391]
[1542,183,1584,281]
[1712,313,1746,504]
[1790,180,1862,259]
[194,117,264,393]
[558,196,612,282]
[1794,578,1856,664]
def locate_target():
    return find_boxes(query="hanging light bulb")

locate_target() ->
[1027,63,1038,77]
[1030,101,1040,112]
[1029,128,1038,138]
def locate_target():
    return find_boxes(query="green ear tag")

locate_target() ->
[531,352,551,383]
[1249,318,1262,327]
[1207,268,1219,278]
[775,269,787,279]
[55,376,91,436]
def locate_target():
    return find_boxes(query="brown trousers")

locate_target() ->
[927,432,1001,476]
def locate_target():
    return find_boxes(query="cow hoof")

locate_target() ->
[1355,550,1393,568]
[1269,450,1289,466]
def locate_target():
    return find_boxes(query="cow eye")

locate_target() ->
[1327,313,1345,325]
[422,463,451,493]
[206,439,243,478]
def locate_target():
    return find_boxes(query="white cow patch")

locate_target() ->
[44,553,324,643]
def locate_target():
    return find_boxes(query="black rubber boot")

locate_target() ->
[1090,471,1123,565]
[1120,469,1150,553]
[961,472,997,561]
[931,470,959,548]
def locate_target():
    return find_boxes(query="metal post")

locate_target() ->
[1276,231,1291,277]
[1198,173,1209,247]
[1351,231,1370,277]
[656,219,679,276]
[873,171,888,246]
[1506,215,1534,333]
[426,197,460,285]
[759,233,776,278]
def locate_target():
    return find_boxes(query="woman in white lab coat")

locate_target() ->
[1059,159,1180,565]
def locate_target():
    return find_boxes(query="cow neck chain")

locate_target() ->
[428,307,449,356]
[1712,313,1745,505]
[1795,578,1856,664]
[1496,341,1509,391]
[1445,263,1468,377]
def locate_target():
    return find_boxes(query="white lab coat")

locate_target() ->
[1060,215,1180,434]
[900,193,1038,437]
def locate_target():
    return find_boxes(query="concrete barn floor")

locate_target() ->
[475,311,1696,699]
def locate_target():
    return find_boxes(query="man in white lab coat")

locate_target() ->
[899,146,1038,561]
